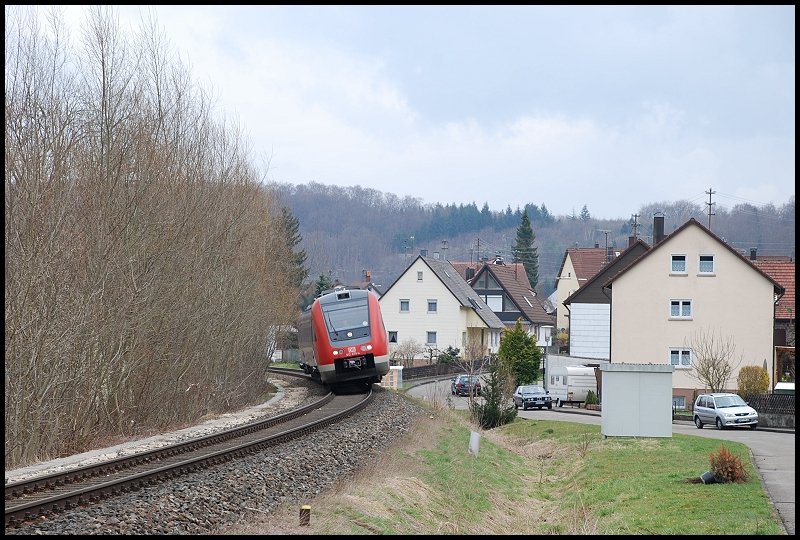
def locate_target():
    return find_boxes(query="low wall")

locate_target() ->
[758,413,794,429]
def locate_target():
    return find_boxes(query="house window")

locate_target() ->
[388,331,397,343]
[672,396,686,409]
[671,254,686,273]
[426,331,437,345]
[670,299,692,319]
[670,348,692,368]
[417,271,423,281]
[698,255,715,274]
[427,299,437,313]
[484,294,503,311]
[400,299,410,313]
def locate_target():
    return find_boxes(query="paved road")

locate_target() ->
[407,377,795,535]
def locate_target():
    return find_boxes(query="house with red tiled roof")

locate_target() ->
[468,256,556,348]
[604,217,785,407]
[555,246,618,333]
[751,253,795,343]
[751,252,795,387]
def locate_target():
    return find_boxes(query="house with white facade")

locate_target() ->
[379,255,504,362]
[562,239,650,359]
[555,246,614,333]
[604,217,785,408]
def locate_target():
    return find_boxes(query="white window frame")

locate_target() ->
[427,299,438,313]
[400,299,410,313]
[484,294,503,311]
[388,331,398,343]
[670,348,692,369]
[671,254,687,274]
[672,396,686,409]
[669,299,692,319]
[426,331,437,345]
[698,254,715,275]
[417,271,423,281]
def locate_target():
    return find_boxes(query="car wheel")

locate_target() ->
[538,406,543,410]
[694,416,703,429]
[514,401,519,409]
[557,399,563,407]
[716,417,724,430]
[547,404,552,410]
[750,424,758,430]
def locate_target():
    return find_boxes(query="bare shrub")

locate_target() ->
[709,445,749,483]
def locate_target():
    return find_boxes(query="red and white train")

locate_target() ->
[297,287,389,386]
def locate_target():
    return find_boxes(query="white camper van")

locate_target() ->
[548,365,597,407]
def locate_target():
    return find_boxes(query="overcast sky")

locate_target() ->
[46,5,795,219]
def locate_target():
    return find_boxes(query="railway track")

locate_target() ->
[5,369,371,528]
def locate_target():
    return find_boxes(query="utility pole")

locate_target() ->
[705,187,716,230]
[631,213,640,239]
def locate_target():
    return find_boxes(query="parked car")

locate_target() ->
[693,393,758,430]
[451,374,481,397]
[513,385,552,410]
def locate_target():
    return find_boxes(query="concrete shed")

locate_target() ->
[599,363,674,437]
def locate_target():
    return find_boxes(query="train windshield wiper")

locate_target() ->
[325,312,339,334]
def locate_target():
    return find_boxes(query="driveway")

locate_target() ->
[406,377,795,535]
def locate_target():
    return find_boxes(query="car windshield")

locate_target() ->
[519,386,544,394]
[715,395,748,408]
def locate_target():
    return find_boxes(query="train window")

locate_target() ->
[389,331,397,343]
[400,299,410,312]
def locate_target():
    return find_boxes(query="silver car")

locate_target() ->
[693,393,758,430]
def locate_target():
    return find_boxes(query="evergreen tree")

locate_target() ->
[280,206,308,288]
[511,209,540,288]
[468,355,517,429]
[313,272,335,297]
[498,318,542,385]
[580,204,591,221]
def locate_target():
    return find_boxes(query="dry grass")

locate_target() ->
[220,409,561,535]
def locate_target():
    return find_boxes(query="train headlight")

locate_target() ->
[361,344,373,351]
[332,350,339,356]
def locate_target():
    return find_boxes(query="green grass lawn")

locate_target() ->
[224,403,785,535]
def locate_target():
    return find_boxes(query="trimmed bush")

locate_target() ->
[737,365,770,396]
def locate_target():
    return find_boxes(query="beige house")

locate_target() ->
[604,217,785,407]
[379,255,504,362]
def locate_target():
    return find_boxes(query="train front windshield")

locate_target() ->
[323,299,370,340]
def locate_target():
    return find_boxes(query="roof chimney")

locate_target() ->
[594,243,599,248]
[465,267,475,280]
[750,247,757,260]
[628,235,636,247]
[420,248,428,257]
[653,213,665,245]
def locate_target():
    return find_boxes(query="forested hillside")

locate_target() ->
[269,181,795,296]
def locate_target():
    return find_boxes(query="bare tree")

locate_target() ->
[392,338,424,368]
[5,6,299,468]
[685,327,742,392]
